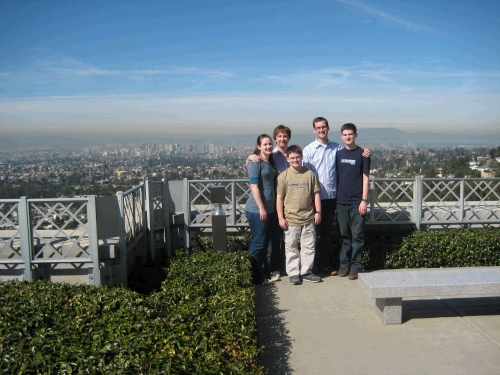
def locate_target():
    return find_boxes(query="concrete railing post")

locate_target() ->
[413,176,423,230]
[19,197,33,281]
[231,181,236,226]
[369,180,375,224]
[162,178,172,257]
[116,191,128,288]
[87,195,101,286]
[183,178,190,251]
[145,180,156,261]
[210,186,227,251]
[460,179,465,226]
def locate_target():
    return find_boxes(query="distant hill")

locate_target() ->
[1,127,499,150]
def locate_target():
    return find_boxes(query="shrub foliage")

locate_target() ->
[0,250,265,374]
[362,227,500,269]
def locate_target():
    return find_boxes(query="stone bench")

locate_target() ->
[359,267,500,324]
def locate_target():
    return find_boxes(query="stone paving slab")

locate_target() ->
[255,274,500,375]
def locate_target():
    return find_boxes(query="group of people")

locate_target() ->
[245,117,371,285]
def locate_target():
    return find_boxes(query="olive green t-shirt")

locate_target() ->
[276,167,321,226]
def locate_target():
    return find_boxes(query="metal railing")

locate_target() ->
[2,177,499,285]
[117,183,146,258]
[182,177,500,248]
[1,180,169,286]
[0,196,100,284]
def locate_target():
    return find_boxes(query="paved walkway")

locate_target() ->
[255,273,500,375]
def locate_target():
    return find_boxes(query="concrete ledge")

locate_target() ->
[359,267,500,324]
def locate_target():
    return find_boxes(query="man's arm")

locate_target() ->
[359,172,369,216]
[276,194,288,229]
[313,191,321,225]
[361,148,370,158]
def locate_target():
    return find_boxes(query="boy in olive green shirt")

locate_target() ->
[276,145,322,285]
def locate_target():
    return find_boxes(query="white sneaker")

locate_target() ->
[270,271,281,282]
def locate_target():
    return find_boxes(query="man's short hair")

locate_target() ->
[313,117,329,128]
[286,144,303,156]
[341,123,357,134]
[273,125,291,140]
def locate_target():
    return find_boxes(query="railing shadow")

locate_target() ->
[254,283,293,375]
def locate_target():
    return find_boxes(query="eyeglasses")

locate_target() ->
[314,126,328,131]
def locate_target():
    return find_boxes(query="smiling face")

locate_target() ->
[286,151,303,170]
[341,129,357,148]
[313,119,329,142]
[258,136,274,157]
[274,131,290,150]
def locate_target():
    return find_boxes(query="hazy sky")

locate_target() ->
[1,0,499,135]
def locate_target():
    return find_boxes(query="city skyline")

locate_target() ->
[1,0,499,135]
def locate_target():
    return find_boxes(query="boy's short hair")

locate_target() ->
[286,144,303,156]
[341,123,357,134]
[313,117,329,128]
[273,125,291,140]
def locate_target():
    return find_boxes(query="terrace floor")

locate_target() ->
[255,272,500,375]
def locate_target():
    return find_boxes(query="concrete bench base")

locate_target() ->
[375,297,403,324]
[359,267,500,324]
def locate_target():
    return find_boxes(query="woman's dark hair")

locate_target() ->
[252,134,275,167]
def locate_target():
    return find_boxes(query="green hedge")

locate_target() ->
[0,250,265,375]
[362,227,500,269]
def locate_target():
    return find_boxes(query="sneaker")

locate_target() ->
[338,267,349,277]
[321,266,338,276]
[262,278,273,286]
[302,273,322,283]
[348,270,359,280]
[289,275,302,285]
[270,271,281,282]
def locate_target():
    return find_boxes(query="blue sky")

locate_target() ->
[1,0,499,136]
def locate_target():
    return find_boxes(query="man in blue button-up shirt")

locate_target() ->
[303,117,370,276]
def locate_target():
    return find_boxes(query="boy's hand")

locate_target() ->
[362,148,371,158]
[359,201,367,215]
[279,217,288,230]
[314,212,321,225]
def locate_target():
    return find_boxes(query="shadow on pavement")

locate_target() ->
[255,283,293,375]
[402,296,500,323]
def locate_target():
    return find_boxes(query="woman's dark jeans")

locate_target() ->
[246,210,280,282]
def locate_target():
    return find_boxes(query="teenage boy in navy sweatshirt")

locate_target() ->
[336,123,371,280]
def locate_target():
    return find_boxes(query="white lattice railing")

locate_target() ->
[0,196,100,284]
[181,177,500,248]
[2,177,499,285]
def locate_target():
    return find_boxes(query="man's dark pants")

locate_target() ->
[314,198,336,272]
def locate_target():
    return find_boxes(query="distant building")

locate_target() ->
[481,171,496,178]
[196,144,205,154]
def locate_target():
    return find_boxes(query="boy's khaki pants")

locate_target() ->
[284,220,316,277]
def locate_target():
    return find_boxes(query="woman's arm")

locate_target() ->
[250,184,267,220]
